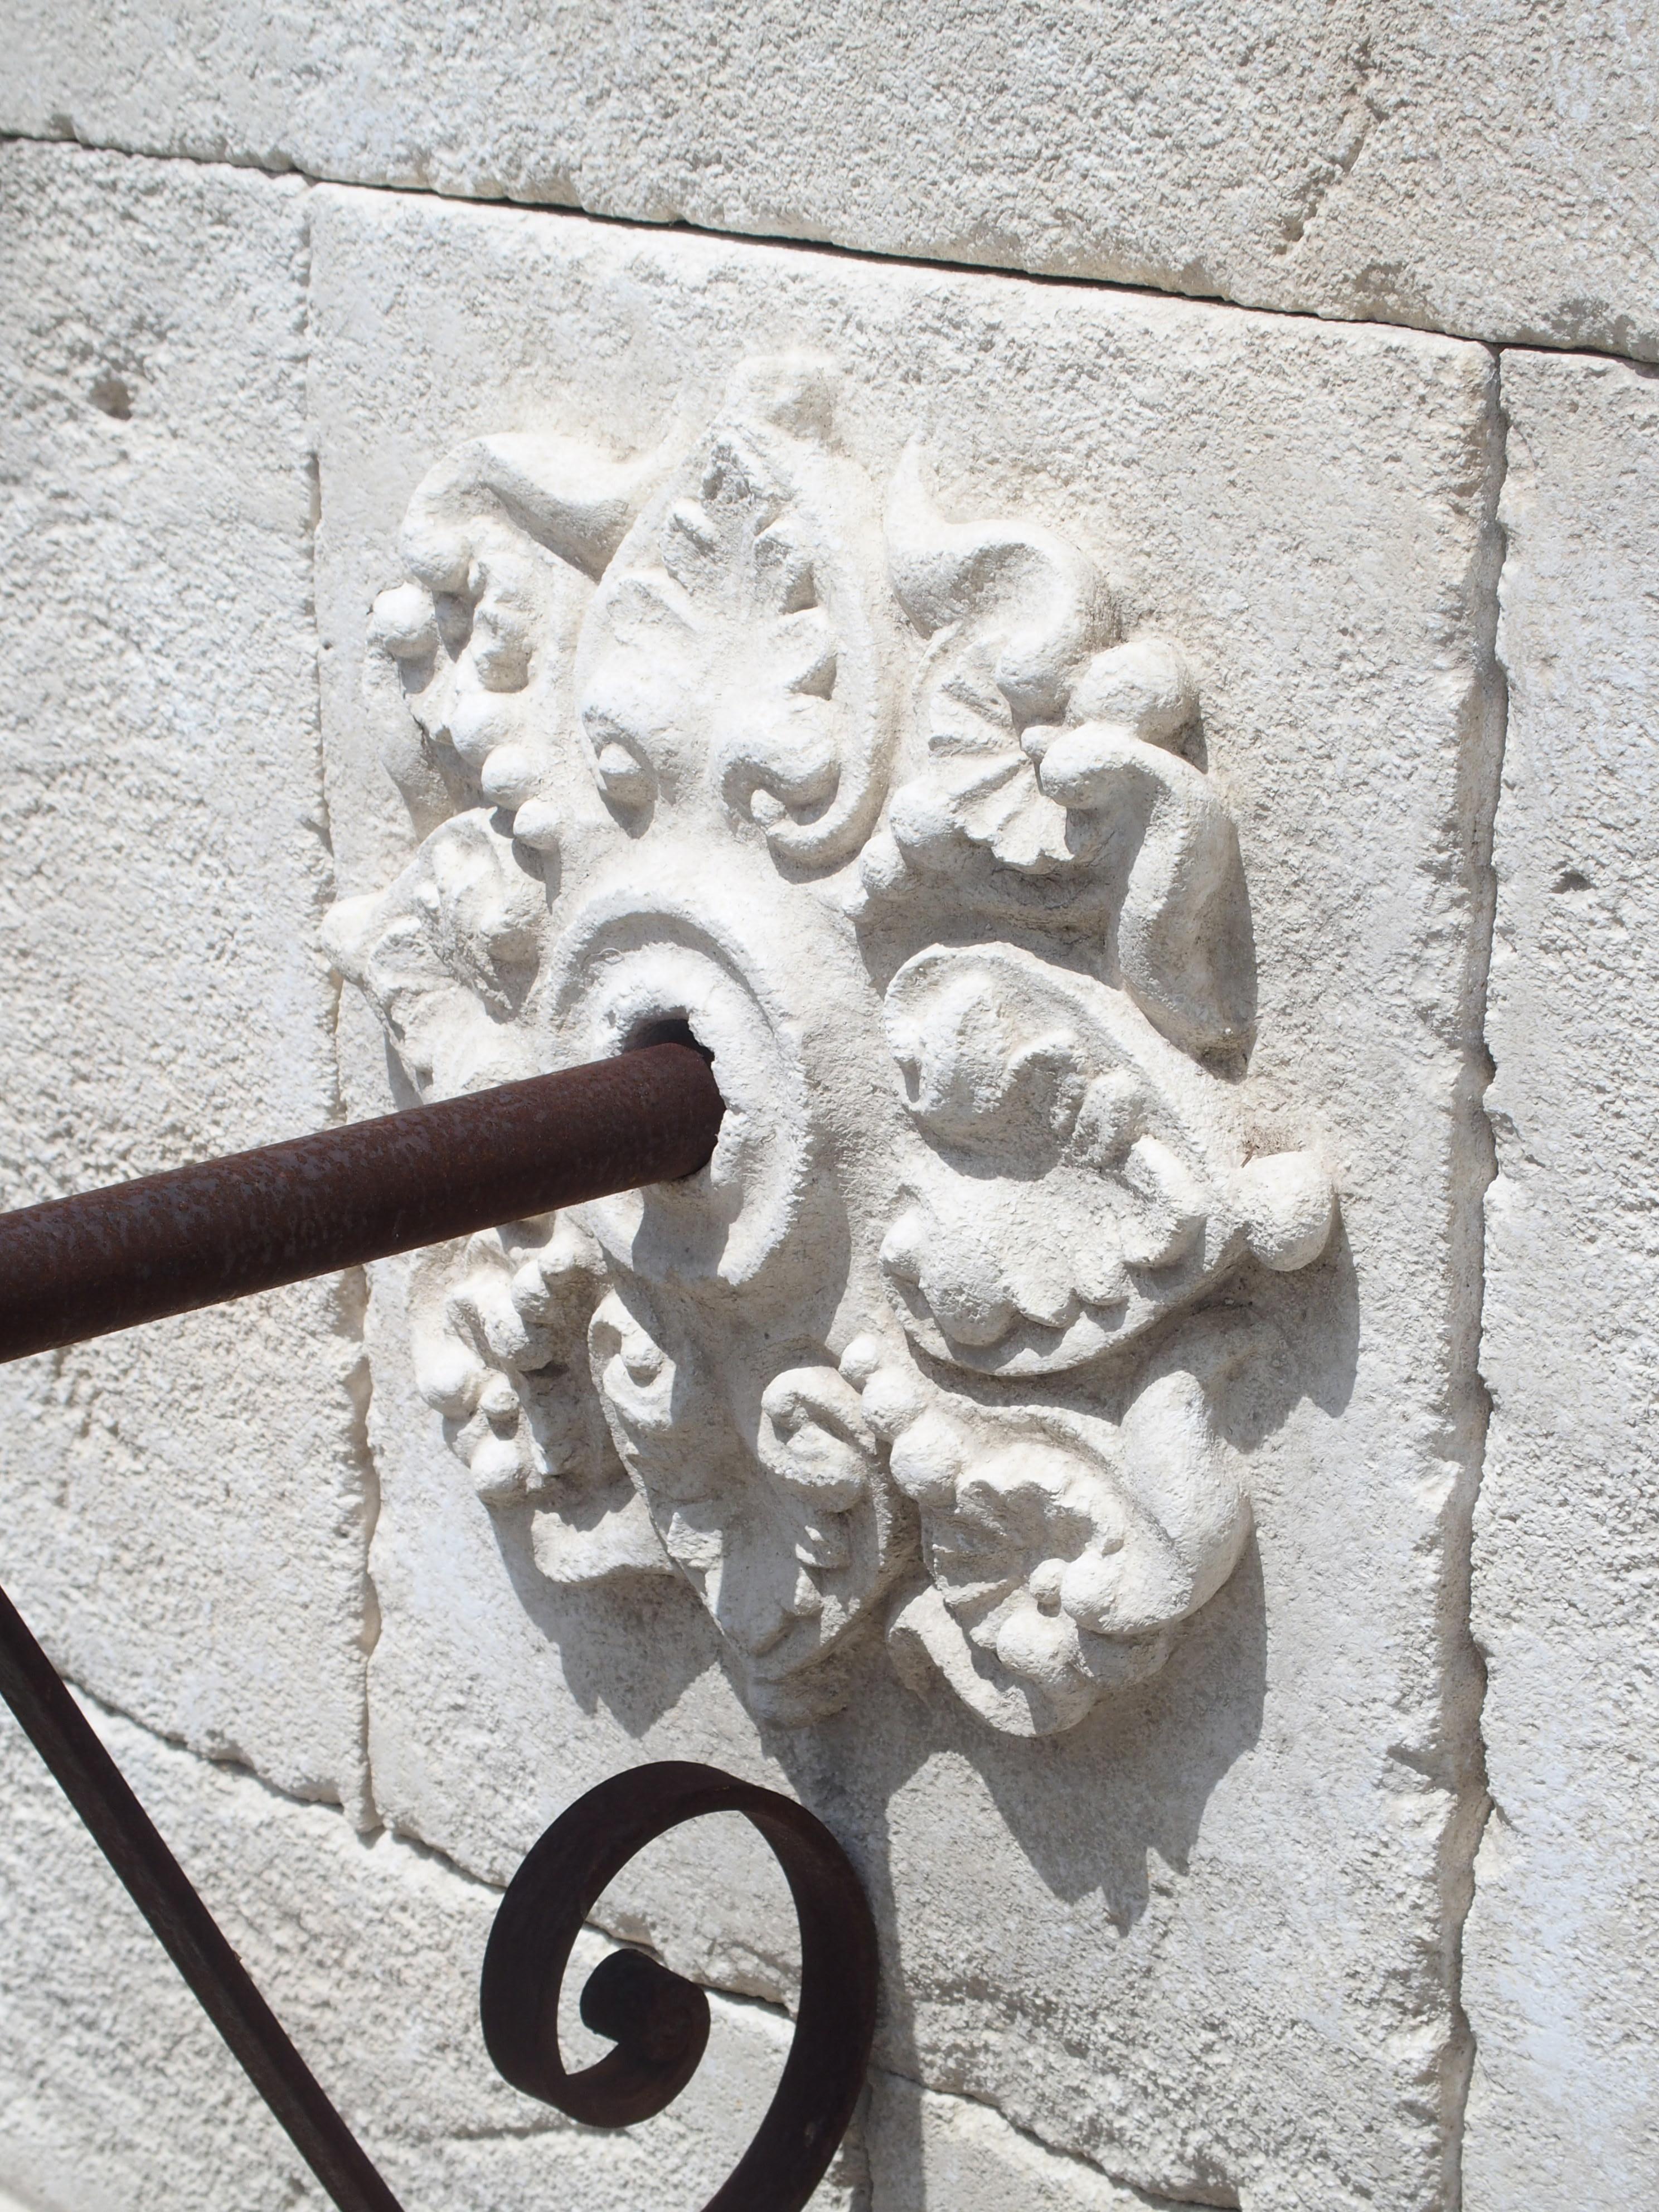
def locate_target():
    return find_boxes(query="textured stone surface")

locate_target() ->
[3,1,1657,362]
[1463,351,1659,2209]
[0,143,369,1811]
[0,1696,864,2210]
[311,187,1501,2208]
[866,2072,1180,2209]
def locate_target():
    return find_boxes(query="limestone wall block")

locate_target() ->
[5,108,1648,2211]
[1,1,1655,362]
[0,143,371,1812]
[1463,349,1659,2209]
[310,185,1503,2209]
[865,2073,1181,2209]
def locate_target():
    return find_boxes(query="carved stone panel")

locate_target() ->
[312,188,1499,2210]
[324,343,1335,1739]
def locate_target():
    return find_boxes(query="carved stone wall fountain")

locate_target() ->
[14,25,1652,2190]
[326,354,1336,1744]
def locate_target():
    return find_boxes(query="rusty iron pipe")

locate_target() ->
[0,1044,723,1365]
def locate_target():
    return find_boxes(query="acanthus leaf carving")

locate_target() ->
[409,1215,670,1587]
[576,359,900,870]
[322,809,544,1096]
[589,1285,907,1721]
[880,942,1330,1375]
[864,1315,1265,1735]
[877,444,1253,1053]
[331,354,1335,1735]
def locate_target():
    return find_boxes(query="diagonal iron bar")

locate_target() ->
[0,1578,407,2212]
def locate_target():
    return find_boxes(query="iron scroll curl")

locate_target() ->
[481,1761,879,2212]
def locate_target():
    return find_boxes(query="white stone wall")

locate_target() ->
[0,143,370,1812]
[0,15,1655,2210]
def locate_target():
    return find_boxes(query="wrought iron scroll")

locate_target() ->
[0,1044,880,2207]
[483,1763,878,2211]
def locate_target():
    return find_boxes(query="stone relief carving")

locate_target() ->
[326,356,1335,1735]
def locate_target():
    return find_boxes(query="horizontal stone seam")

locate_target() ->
[1,122,1653,372]
[868,2059,1233,2211]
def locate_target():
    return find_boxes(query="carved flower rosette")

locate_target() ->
[327,357,1335,1736]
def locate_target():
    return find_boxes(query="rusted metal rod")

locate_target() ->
[0,1044,722,1366]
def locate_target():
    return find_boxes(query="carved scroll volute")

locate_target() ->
[865,1317,1267,1735]
[321,811,545,1098]
[878,944,1331,1377]
[541,879,823,1297]
[327,428,685,1107]
[588,1284,911,1721]
[370,431,675,862]
[574,358,902,870]
[877,443,1254,1055]
[536,866,918,1721]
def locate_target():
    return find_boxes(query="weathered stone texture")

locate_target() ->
[0,143,370,1811]
[311,186,1501,2209]
[865,2074,1185,2209]
[1,2,1656,362]
[1463,350,1659,2209]
[0,1696,867,2210]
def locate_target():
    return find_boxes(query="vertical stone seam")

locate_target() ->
[0,152,377,1832]
[289,183,385,1836]
[1439,348,1510,2212]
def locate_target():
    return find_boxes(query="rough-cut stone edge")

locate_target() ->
[289,173,387,1836]
[290,182,388,1835]
[1423,345,1507,2212]
[1462,346,1659,2211]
